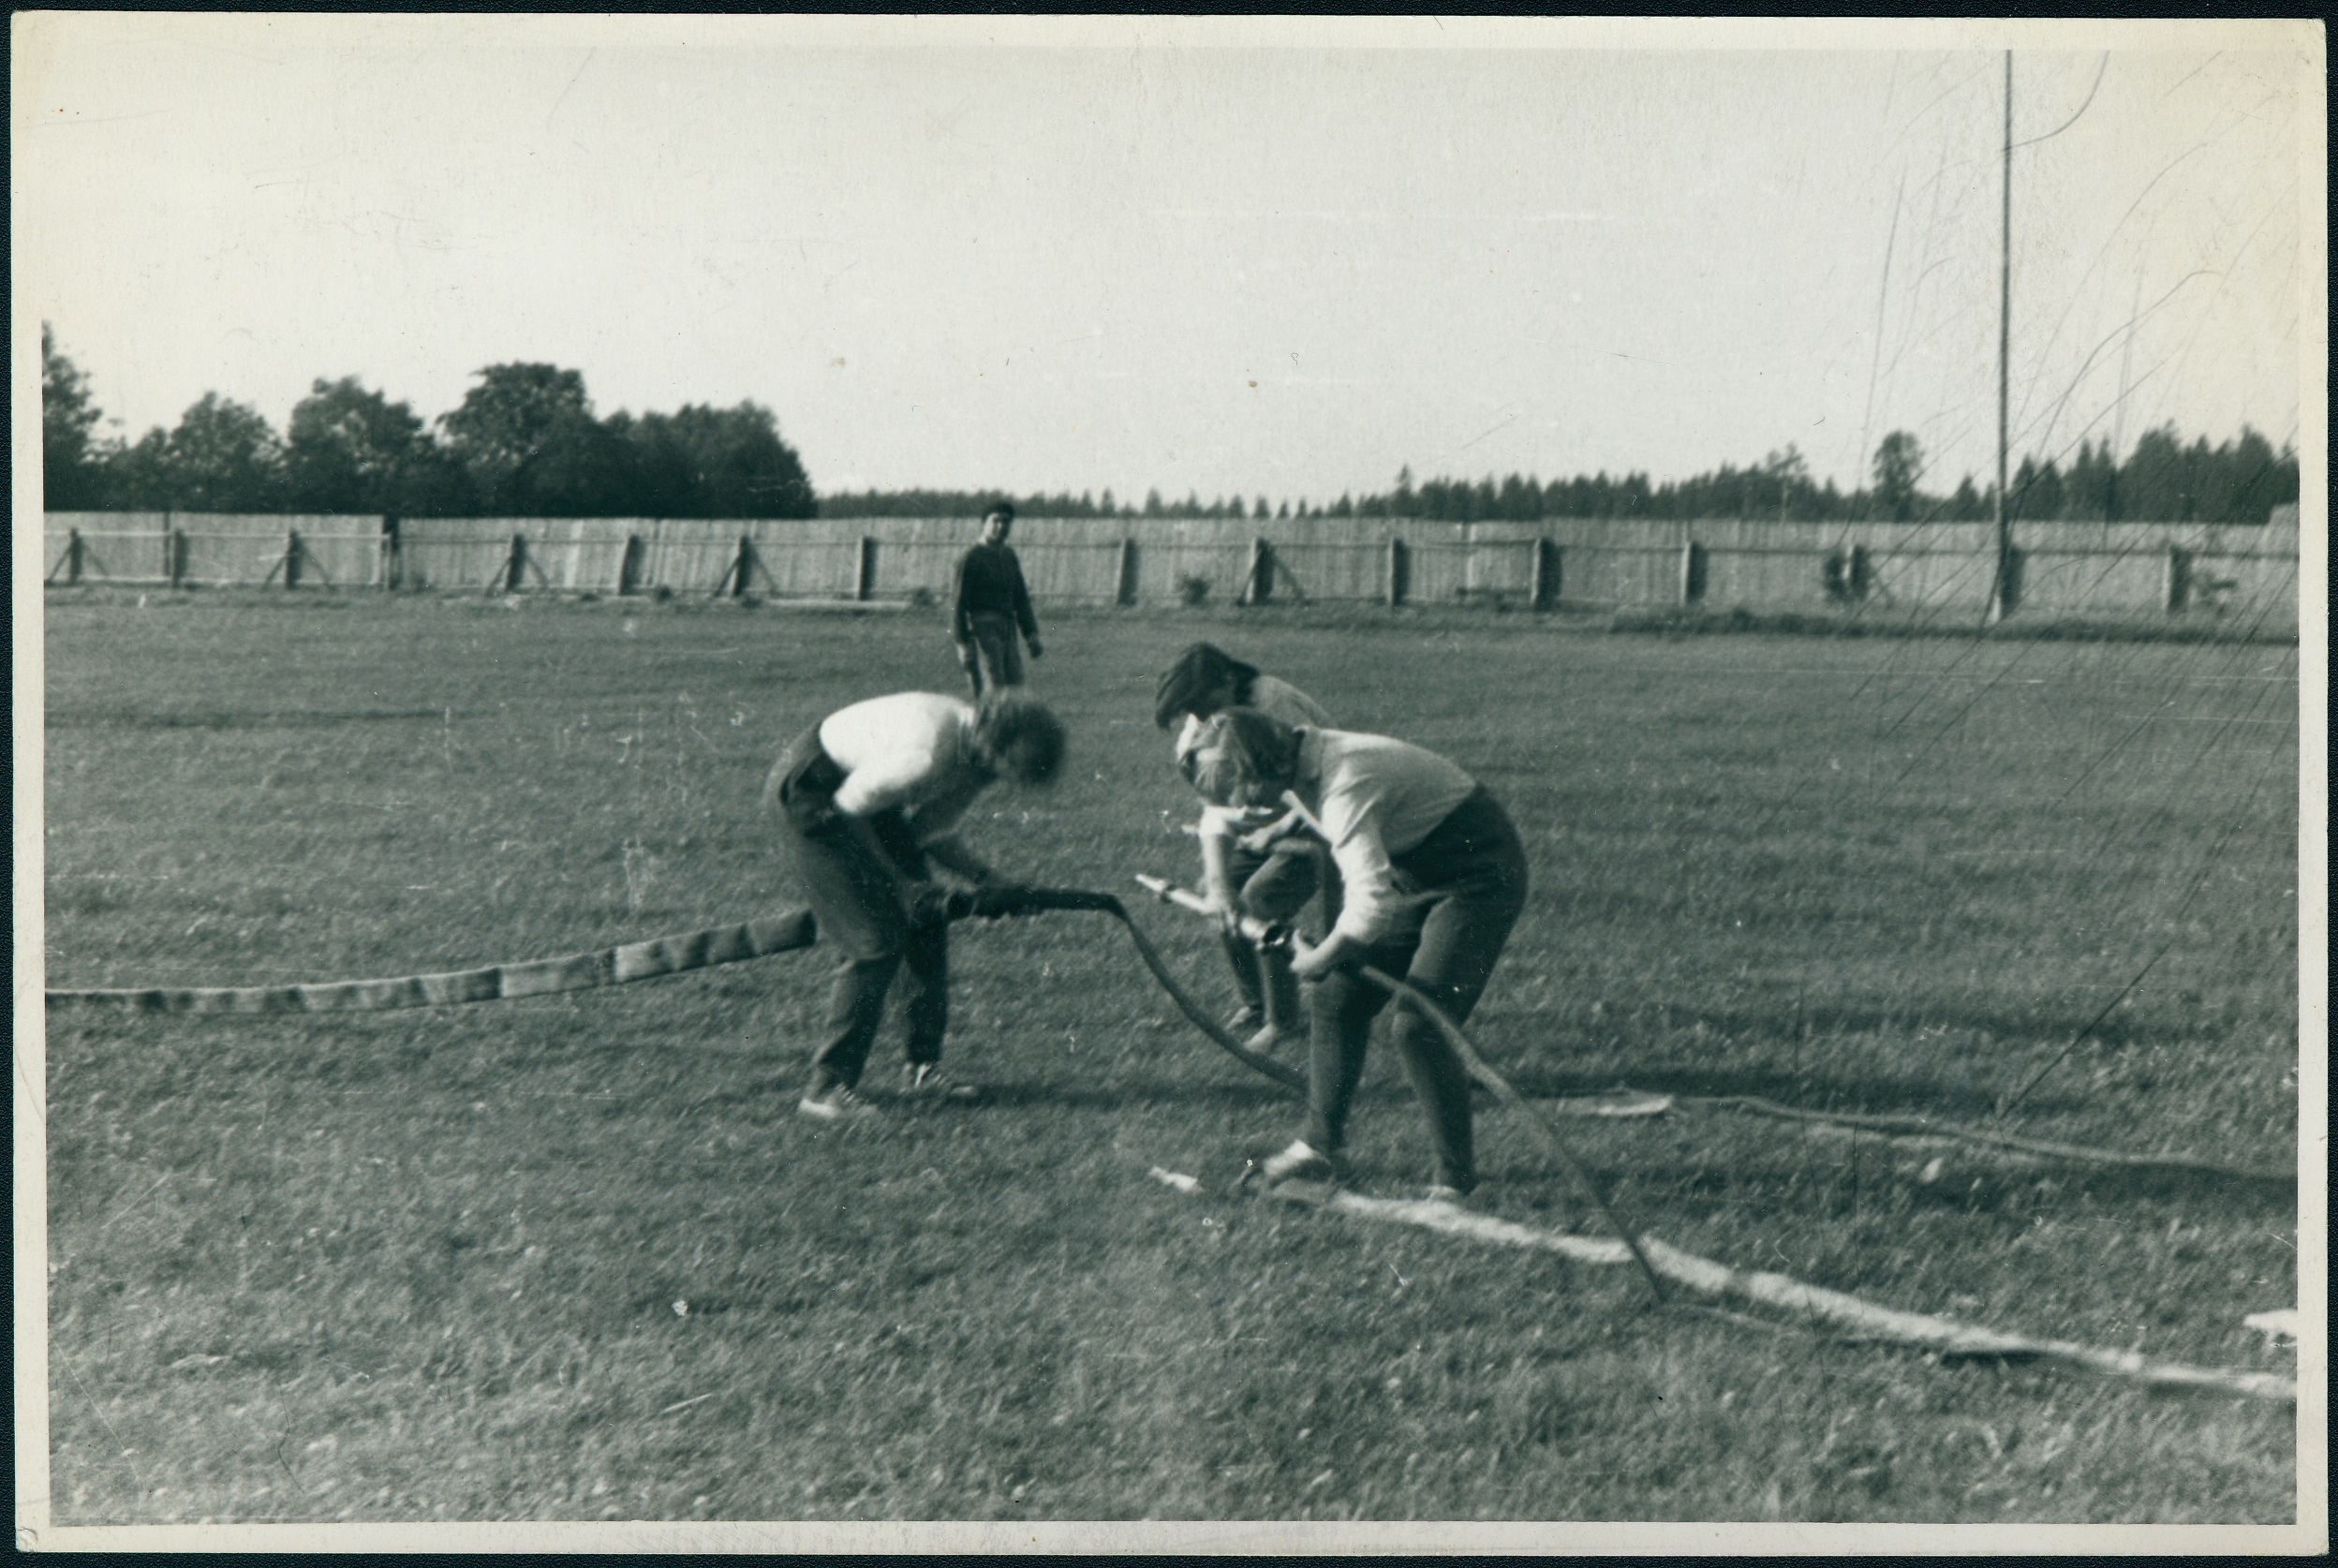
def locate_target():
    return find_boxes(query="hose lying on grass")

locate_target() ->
[40,885,1307,1093]
[1678,1093,2289,1187]
[49,890,2283,1192]
[43,910,823,1015]
[1142,1169,2297,1407]
[1121,875,2285,1189]
[930,885,1306,1092]
[46,888,2295,1404]
[1132,872,1671,1303]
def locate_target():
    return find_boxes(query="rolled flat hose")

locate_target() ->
[44,910,823,1015]
[42,887,1308,1096]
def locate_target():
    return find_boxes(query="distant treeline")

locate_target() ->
[46,326,2295,525]
[826,430,2297,526]
[41,331,816,520]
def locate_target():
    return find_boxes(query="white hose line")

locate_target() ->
[1341,954,1673,1302]
[1147,1169,2296,1405]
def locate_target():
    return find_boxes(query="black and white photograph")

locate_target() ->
[16,14,2323,1552]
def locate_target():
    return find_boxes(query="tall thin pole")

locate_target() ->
[1990,50,2014,623]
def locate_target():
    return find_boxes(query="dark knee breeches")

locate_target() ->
[1302,788,1527,1191]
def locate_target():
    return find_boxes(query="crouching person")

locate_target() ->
[1154,643,1338,1051]
[765,689,1067,1120]
[1194,708,1528,1201]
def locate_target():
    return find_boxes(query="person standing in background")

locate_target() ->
[950,501,1043,697]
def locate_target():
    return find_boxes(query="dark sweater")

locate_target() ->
[950,542,1039,643]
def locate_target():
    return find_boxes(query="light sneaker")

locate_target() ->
[1225,1004,1266,1038]
[902,1063,983,1102]
[1424,1184,1475,1207]
[797,1084,882,1122]
[1259,1138,1340,1185]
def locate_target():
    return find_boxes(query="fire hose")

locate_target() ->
[924,884,1306,1091]
[49,871,1661,1295]
[1124,884,2296,1403]
[41,886,1304,1093]
[43,910,825,1015]
[1129,872,1670,1301]
[44,885,2294,1398]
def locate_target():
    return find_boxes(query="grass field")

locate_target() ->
[37,590,2302,1528]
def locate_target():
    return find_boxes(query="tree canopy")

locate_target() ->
[604,402,817,519]
[42,325,110,510]
[158,393,285,511]
[1872,433,1926,522]
[285,377,466,514]
[38,336,818,520]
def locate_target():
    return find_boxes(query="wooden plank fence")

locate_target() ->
[43,506,2301,627]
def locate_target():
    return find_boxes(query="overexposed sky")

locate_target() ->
[13,16,2319,501]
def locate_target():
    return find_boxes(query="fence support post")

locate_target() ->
[378,516,401,590]
[1530,538,1559,611]
[1385,539,1408,608]
[855,536,879,601]
[2164,543,2191,614]
[170,527,188,590]
[1116,538,1139,606]
[1679,540,1708,606]
[1238,538,1272,606]
[161,511,173,582]
[284,528,304,590]
[618,534,645,596]
[67,526,85,584]
[733,535,759,599]
[504,533,528,594]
